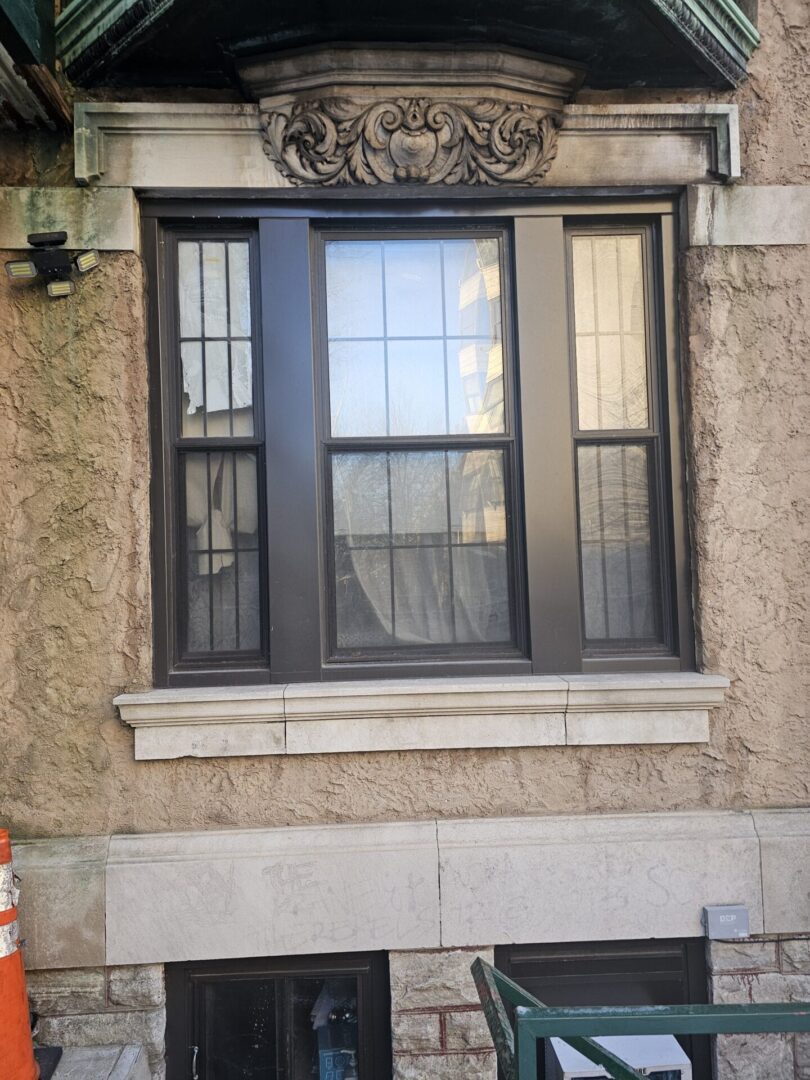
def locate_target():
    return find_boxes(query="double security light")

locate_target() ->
[5,231,100,299]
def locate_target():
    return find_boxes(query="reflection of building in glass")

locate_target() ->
[453,238,504,435]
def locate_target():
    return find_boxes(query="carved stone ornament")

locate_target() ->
[260,96,561,187]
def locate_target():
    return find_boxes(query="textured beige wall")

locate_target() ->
[1,246,807,838]
[0,0,807,838]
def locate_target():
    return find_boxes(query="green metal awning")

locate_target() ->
[55,0,759,89]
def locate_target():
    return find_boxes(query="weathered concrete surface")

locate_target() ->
[52,1045,151,1080]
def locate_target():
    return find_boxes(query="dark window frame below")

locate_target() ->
[164,951,391,1080]
[144,196,694,688]
[495,939,711,1080]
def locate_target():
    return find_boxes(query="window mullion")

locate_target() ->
[260,217,323,683]
[513,216,583,673]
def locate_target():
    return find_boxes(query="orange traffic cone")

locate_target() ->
[0,830,39,1080]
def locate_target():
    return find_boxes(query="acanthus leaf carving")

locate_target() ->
[260,96,561,187]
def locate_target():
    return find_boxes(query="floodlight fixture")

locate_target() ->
[4,231,101,299]
[74,250,100,273]
[5,260,38,280]
[46,279,77,298]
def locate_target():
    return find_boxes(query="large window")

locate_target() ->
[146,202,692,686]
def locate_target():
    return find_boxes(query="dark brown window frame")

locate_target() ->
[143,195,694,688]
[164,950,391,1080]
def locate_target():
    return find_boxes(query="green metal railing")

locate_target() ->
[471,956,810,1080]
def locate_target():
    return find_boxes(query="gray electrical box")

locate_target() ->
[703,904,750,939]
[545,1034,692,1079]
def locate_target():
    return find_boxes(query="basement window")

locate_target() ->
[165,951,391,1080]
[495,939,710,1079]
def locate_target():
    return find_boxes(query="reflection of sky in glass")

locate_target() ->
[325,237,504,437]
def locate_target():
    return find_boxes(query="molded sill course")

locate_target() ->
[114,672,729,760]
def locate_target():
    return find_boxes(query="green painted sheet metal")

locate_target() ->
[473,958,644,1080]
[0,0,54,64]
[515,1001,810,1038]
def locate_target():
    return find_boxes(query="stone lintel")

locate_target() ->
[72,100,741,190]
[19,807,810,969]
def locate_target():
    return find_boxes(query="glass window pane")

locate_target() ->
[182,451,260,655]
[452,544,511,643]
[178,241,201,338]
[448,449,506,544]
[446,340,504,434]
[205,340,231,436]
[383,240,443,337]
[443,237,501,338]
[577,443,661,643]
[177,239,255,437]
[329,341,387,437]
[393,546,453,644]
[572,234,649,431]
[180,340,204,436]
[331,449,513,650]
[231,340,254,436]
[203,979,277,1079]
[390,452,447,542]
[290,976,360,1080]
[387,340,446,436]
[228,241,251,337]
[324,236,505,439]
[332,454,390,545]
[326,242,384,339]
[202,241,228,338]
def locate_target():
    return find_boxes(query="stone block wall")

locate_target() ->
[26,964,166,1080]
[390,947,496,1079]
[710,935,810,1079]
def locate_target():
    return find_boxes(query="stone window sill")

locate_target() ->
[113,672,729,761]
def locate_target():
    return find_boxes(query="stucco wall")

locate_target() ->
[0,240,807,838]
[0,0,807,838]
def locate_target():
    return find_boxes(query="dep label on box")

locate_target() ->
[703,904,750,939]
